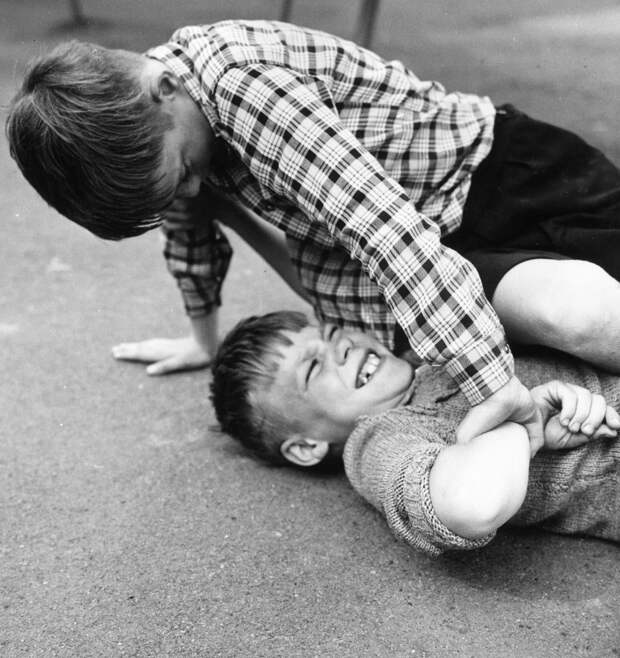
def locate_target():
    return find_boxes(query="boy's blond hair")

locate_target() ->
[6,41,174,240]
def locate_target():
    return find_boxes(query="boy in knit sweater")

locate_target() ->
[210,311,619,556]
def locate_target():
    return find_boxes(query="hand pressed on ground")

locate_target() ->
[111,335,210,375]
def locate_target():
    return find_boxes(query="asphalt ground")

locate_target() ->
[1,1,619,656]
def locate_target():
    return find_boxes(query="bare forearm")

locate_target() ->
[430,422,531,539]
[217,199,310,302]
[190,310,219,359]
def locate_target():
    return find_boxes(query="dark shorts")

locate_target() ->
[443,104,620,300]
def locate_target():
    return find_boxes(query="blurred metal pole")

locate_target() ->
[279,1,380,48]
[279,0,294,23]
[356,0,380,48]
[67,0,87,26]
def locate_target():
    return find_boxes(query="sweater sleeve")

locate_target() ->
[343,407,496,556]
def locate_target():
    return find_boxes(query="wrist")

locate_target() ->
[190,311,219,358]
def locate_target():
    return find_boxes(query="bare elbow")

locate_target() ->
[458,490,518,538]
[460,425,530,537]
[442,478,512,539]
[430,423,530,539]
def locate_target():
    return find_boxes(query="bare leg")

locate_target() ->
[492,259,620,373]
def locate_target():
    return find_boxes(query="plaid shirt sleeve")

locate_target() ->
[162,218,233,318]
[213,64,513,403]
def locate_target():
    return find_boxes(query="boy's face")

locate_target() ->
[158,94,216,199]
[256,324,416,445]
[141,57,216,200]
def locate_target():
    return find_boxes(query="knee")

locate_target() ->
[543,261,619,349]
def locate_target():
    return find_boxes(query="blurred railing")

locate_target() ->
[65,0,380,47]
[279,0,379,46]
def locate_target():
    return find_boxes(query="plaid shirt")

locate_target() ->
[148,20,513,403]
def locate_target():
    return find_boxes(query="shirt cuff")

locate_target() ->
[444,331,514,404]
[185,303,219,319]
[178,286,221,318]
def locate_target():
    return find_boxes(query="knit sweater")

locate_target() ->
[343,351,620,556]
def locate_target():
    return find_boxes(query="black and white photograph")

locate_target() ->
[2,1,619,655]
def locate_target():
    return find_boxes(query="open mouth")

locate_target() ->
[356,351,380,388]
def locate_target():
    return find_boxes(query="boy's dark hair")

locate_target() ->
[5,41,174,240]
[210,311,310,465]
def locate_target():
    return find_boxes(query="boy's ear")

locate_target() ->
[280,436,329,467]
[148,69,181,103]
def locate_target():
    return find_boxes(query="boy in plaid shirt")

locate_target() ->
[8,21,620,448]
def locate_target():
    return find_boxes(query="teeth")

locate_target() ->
[356,353,380,388]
